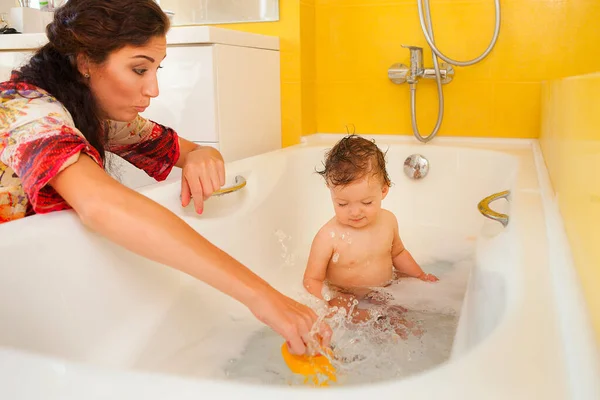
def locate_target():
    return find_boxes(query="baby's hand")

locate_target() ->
[417,272,439,282]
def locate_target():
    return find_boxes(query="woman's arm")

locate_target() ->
[175,137,201,168]
[50,154,329,354]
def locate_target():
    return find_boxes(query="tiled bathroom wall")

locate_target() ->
[223,0,600,144]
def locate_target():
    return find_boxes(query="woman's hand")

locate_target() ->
[180,146,225,214]
[249,288,332,355]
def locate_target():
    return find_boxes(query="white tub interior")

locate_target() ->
[0,140,517,379]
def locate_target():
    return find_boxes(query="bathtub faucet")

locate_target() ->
[388,45,454,85]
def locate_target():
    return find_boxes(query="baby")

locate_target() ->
[303,135,438,327]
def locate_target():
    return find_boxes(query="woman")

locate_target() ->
[0,0,329,355]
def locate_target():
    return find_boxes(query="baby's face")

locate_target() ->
[329,176,388,229]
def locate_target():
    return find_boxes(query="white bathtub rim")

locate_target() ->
[304,133,536,148]
[531,141,600,399]
[0,307,561,400]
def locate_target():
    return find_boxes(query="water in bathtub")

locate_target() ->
[223,228,475,386]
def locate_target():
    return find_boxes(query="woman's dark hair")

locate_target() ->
[11,0,170,162]
[317,134,392,187]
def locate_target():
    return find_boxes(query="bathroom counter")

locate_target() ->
[0,25,279,51]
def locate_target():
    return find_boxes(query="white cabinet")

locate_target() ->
[142,45,219,145]
[0,27,282,189]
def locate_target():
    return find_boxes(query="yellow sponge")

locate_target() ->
[281,342,337,386]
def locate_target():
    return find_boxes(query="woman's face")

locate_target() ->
[84,35,167,122]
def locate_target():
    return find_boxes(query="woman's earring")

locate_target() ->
[84,73,90,78]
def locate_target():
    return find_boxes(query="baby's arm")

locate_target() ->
[303,227,334,300]
[391,215,438,282]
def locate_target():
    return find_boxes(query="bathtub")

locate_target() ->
[0,134,598,399]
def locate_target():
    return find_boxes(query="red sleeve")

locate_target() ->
[10,126,103,214]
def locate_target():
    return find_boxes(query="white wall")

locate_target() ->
[158,0,278,26]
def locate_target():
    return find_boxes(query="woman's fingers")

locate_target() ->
[287,335,307,355]
[295,303,333,355]
[318,320,333,348]
[180,176,192,207]
[199,163,222,198]
[185,174,205,214]
[249,290,332,356]
[180,146,226,214]
[217,159,226,186]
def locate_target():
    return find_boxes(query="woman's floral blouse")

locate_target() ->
[0,78,180,223]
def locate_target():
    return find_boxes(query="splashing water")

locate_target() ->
[339,231,352,244]
[224,256,473,386]
[274,229,296,266]
[332,252,340,263]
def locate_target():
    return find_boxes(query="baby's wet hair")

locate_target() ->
[316,135,391,187]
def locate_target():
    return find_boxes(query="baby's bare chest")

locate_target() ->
[329,228,394,269]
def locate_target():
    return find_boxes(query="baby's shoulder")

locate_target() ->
[315,217,338,238]
[380,208,398,223]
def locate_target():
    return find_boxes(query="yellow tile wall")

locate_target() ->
[314,0,600,137]
[300,1,317,137]
[540,72,600,343]
[214,1,599,144]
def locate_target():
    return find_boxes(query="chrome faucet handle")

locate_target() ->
[421,62,455,84]
[401,45,424,78]
[388,63,409,84]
